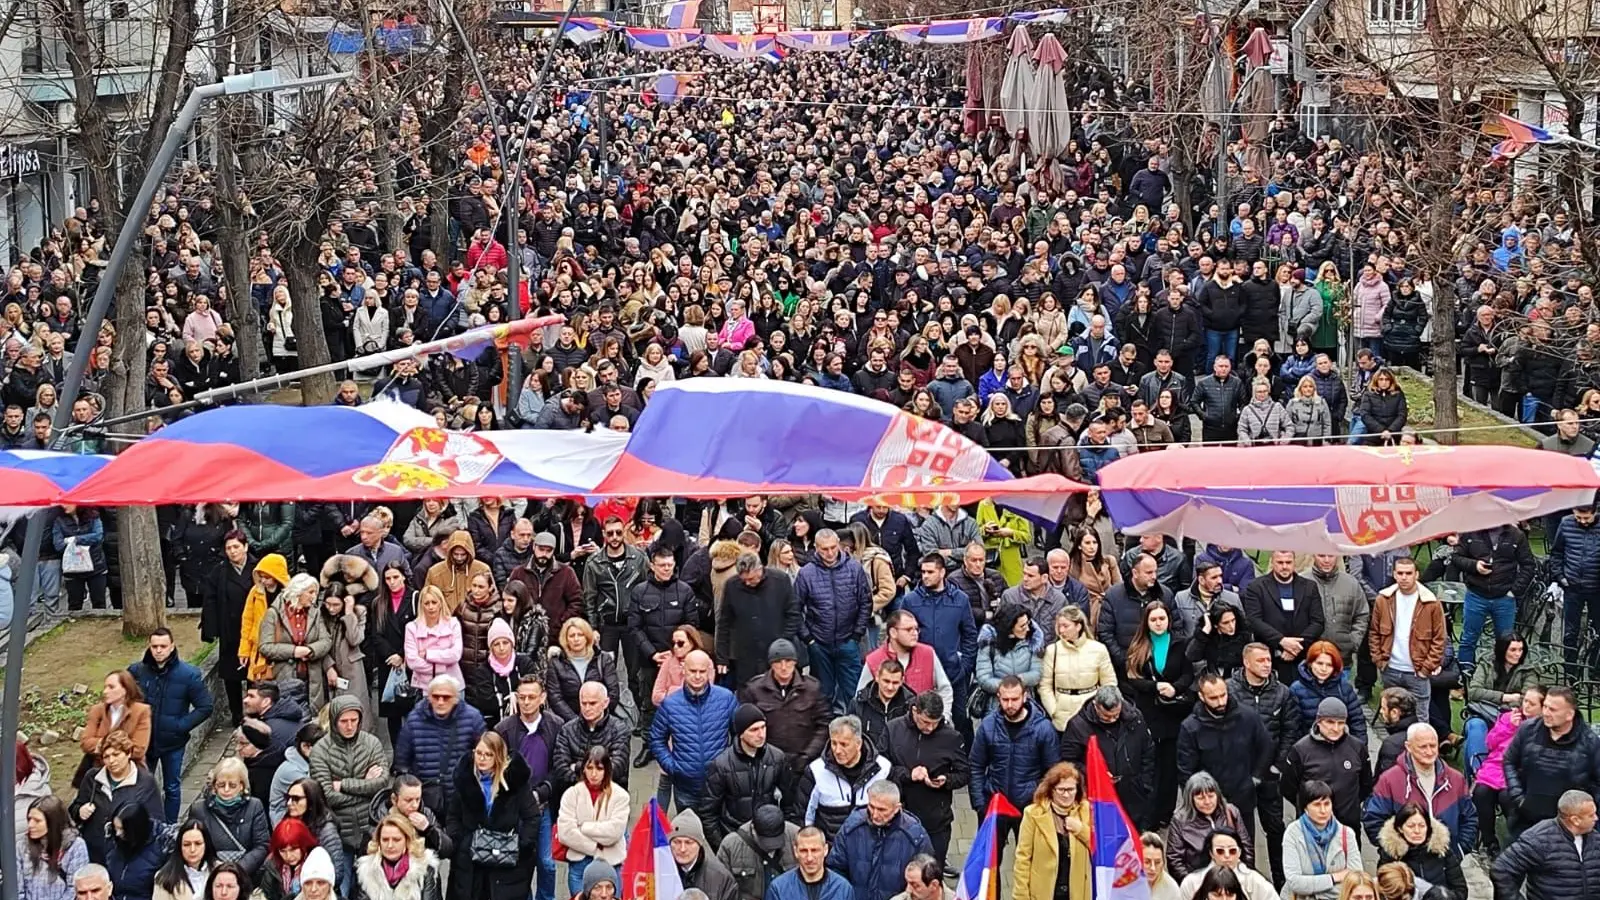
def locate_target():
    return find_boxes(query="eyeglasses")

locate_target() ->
[287,793,306,802]
[1212,846,1240,857]
[428,693,454,701]
[672,640,689,648]
[604,530,624,537]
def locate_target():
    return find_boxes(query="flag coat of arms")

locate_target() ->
[1087,736,1151,900]
[620,799,682,900]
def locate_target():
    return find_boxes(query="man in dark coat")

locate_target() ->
[1177,673,1275,830]
[1491,788,1600,900]
[900,555,978,733]
[948,544,1008,627]
[795,530,872,714]
[850,503,921,580]
[1280,698,1371,833]
[826,784,933,900]
[627,546,702,764]
[740,640,831,778]
[1504,685,1600,834]
[201,537,256,728]
[1241,551,1327,682]
[1227,641,1300,884]
[1059,687,1157,830]
[239,680,307,803]
[129,628,214,820]
[509,532,584,640]
[551,681,632,798]
[883,692,968,871]
[699,703,789,848]
[1096,553,1173,675]
[1374,688,1419,778]
[716,553,800,691]
[969,677,1057,840]
[852,659,915,754]
[667,809,742,900]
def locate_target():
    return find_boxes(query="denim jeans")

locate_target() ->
[1459,590,1516,672]
[808,639,864,714]
[566,856,592,899]
[1205,329,1239,364]
[1346,416,1368,445]
[1383,666,1431,723]
[535,809,556,900]
[1464,716,1491,780]
[154,747,185,821]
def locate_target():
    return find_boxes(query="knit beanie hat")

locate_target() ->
[488,618,516,647]
[732,703,766,738]
[301,847,336,887]
[581,861,619,895]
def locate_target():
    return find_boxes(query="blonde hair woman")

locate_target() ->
[402,585,464,692]
[545,617,621,723]
[1038,608,1116,729]
[1014,763,1091,900]
[353,814,441,900]
[1286,374,1333,445]
[447,733,537,900]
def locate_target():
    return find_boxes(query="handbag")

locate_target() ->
[382,667,417,705]
[62,537,94,575]
[549,823,568,862]
[212,815,248,863]
[469,828,520,867]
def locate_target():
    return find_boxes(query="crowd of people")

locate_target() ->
[3,21,1600,900]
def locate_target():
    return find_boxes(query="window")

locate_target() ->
[1368,0,1423,26]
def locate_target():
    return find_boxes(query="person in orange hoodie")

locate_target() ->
[240,553,290,683]
[424,530,490,614]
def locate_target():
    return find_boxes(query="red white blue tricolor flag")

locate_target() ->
[1087,736,1150,900]
[661,0,700,29]
[621,799,681,900]
[954,794,1020,900]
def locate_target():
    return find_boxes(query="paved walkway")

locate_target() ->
[179,715,1493,899]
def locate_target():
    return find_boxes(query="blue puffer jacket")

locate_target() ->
[795,554,872,645]
[1077,442,1121,484]
[899,582,978,684]
[826,808,933,900]
[765,868,855,900]
[395,700,487,786]
[969,702,1059,811]
[1551,515,1600,593]
[106,838,163,900]
[650,683,738,791]
[1287,661,1369,745]
[128,651,214,754]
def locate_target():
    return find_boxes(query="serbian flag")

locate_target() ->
[887,23,927,43]
[1490,139,1530,163]
[625,27,702,51]
[777,30,857,52]
[924,17,1003,44]
[646,72,700,105]
[1498,113,1561,145]
[1009,8,1072,23]
[441,317,544,363]
[620,799,683,900]
[954,794,1020,900]
[662,0,699,28]
[703,33,776,60]
[562,18,608,44]
[1087,737,1151,900]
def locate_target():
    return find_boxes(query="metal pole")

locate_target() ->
[597,86,609,183]
[1213,56,1230,223]
[0,72,348,900]
[0,79,220,900]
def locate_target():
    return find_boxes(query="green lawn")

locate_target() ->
[1394,371,1538,448]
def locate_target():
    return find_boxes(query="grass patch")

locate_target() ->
[1395,371,1538,448]
[1,615,205,794]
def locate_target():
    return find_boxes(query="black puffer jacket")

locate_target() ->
[1504,717,1600,823]
[627,575,701,661]
[1357,386,1408,438]
[1226,670,1300,771]
[851,683,914,754]
[883,713,969,834]
[1381,289,1430,355]
[544,649,620,723]
[550,710,632,798]
[698,742,789,848]
[1491,815,1600,900]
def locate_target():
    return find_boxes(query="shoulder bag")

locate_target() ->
[469,827,520,867]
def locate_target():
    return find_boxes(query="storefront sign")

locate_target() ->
[0,145,42,179]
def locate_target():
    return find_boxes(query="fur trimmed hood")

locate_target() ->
[321,553,381,593]
[354,849,439,900]
[1377,816,1451,860]
[710,539,743,568]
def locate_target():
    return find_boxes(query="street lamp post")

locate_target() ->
[0,70,352,900]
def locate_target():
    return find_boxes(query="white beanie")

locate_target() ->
[301,847,336,886]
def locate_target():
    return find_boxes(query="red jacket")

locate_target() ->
[466,238,508,272]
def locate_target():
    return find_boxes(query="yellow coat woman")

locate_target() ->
[1015,763,1093,900]
[976,498,1032,586]
[239,553,289,681]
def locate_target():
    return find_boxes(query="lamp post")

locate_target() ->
[0,69,352,900]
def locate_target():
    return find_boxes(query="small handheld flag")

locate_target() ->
[620,798,683,900]
[954,794,1021,900]
[662,0,700,29]
[1087,736,1151,900]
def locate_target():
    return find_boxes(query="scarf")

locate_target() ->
[382,855,410,887]
[489,650,516,677]
[389,586,405,614]
[212,791,248,809]
[478,771,496,815]
[1151,632,1170,672]
[1298,814,1341,875]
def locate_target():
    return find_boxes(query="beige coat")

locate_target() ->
[859,547,897,616]
[556,781,630,866]
[1038,637,1117,729]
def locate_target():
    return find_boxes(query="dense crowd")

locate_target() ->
[3,24,1600,900]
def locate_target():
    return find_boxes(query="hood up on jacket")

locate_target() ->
[443,530,477,564]
[254,553,291,588]
[710,540,743,570]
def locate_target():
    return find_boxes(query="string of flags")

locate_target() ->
[561,7,1072,55]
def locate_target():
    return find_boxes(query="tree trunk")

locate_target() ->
[118,507,167,637]
[213,1,264,384]
[286,237,337,404]
[1424,126,1459,443]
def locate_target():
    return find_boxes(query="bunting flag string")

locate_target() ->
[562,7,1072,55]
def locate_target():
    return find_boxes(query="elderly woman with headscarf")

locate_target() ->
[258,574,335,711]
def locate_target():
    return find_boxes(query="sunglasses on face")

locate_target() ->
[605,529,624,537]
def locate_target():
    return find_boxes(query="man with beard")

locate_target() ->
[509,532,584,639]
[882,692,967,872]
[1177,673,1275,831]
[969,676,1058,847]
